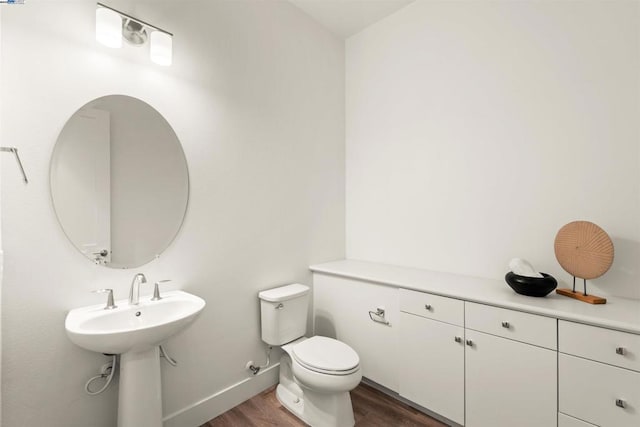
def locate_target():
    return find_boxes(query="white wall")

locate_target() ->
[1,1,344,426]
[346,0,640,299]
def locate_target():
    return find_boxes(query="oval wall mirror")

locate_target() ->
[50,95,189,268]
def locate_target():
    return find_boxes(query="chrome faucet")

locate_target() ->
[129,273,147,305]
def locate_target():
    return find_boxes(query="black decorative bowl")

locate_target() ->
[505,272,557,297]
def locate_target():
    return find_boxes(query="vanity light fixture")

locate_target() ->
[96,7,122,48]
[149,31,172,66]
[96,2,173,66]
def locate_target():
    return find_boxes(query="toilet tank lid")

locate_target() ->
[259,283,310,302]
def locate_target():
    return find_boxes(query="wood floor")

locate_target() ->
[202,382,448,427]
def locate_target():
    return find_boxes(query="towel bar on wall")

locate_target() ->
[0,147,28,183]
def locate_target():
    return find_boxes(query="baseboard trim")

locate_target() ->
[163,363,280,427]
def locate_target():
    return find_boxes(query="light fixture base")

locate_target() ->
[122,19,148,46]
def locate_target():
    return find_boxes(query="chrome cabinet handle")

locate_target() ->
[93,288,117,310]
[454,336,462,343]
[501,321,510,329]
[466,339,473,347]
[424,304,432,310]
[616,347,625,355]
[368,308,391,326]
[616,399,626,408]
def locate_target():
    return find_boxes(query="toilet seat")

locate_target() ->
[292,336,360,376]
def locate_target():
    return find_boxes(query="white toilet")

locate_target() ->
[259,283,362,427]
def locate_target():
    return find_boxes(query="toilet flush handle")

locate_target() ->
[275,303,284,310]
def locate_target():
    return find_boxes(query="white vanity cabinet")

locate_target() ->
[313,274,400,391]
[558,321,640,427]
[311,261,640,427]
[398,290,465,425]
[464,302,557,427]
[396,293,558,427]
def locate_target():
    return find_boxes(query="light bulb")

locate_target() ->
[96,7,122,48]
[150,31,172,66]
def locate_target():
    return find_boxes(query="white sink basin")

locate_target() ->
[65,290,205,354]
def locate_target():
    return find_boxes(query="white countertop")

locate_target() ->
[309,260,640,335]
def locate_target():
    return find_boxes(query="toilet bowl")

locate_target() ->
[291,336,361,392]
[258,284,362,427]
[278,337,362,427]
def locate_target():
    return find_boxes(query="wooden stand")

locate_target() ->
[556,288,606,305]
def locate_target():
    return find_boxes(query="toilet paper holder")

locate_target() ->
[368,307,391,326]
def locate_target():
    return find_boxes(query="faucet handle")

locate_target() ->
[151,280,171,301]
[93,289,117,310]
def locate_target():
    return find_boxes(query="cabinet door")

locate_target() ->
[465,330,557,427]
[399,312,465,425]
[313,274,399,390]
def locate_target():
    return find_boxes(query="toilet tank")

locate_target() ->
[259,283,310,346]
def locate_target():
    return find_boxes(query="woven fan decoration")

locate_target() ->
[554,221,614,304]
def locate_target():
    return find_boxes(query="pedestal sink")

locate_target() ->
[65,290,206,427]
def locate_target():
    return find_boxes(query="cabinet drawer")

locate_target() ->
[559,353,640,427]
[559,321,640,372]
[399,289,464,326]
[558,413,597,427]
[465,302,557,350]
